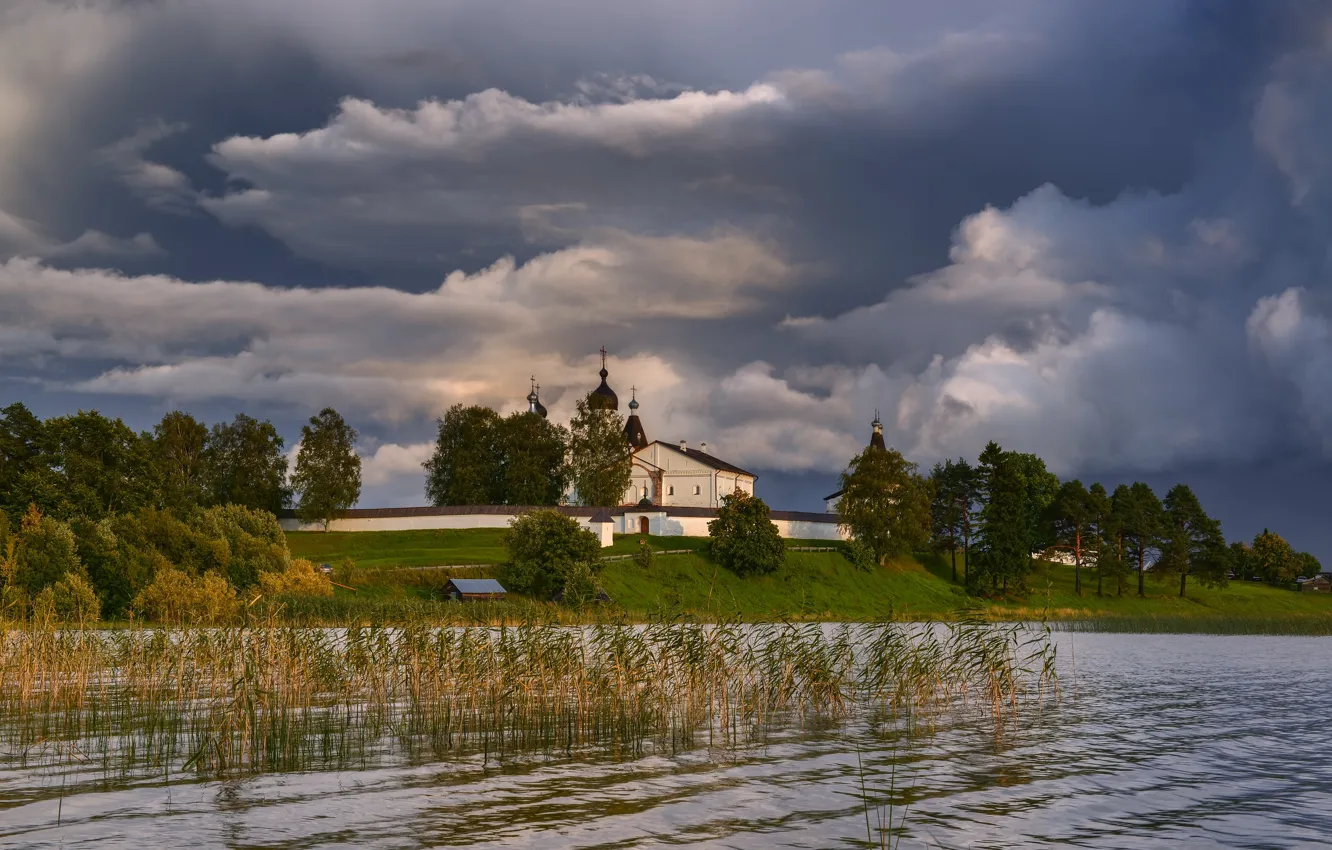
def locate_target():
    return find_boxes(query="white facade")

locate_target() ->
[626,441,755,508]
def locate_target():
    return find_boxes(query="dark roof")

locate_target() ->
[588,508,615,524]
[445,578,506,594]
[823,490,843,501]
[590,366,618,410]
[870,431,886,450]
[621,504,838,523]
[651,441,755,477]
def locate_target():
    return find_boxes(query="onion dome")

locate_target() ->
[624,387,648,449]
[526,377,548,419]
[869,410,886,451]
[589,346,619,411]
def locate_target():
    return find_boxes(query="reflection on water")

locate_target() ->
[3,633,1331,848]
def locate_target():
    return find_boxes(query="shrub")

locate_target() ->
[708,490,785,577]
[500,509,602,600]
[633,539,655,570]
[258,558,334,598]
[132,567,239,625]
[196,504,290,588]
[847,538,878,572]
[36,572,102,623]
[15,506,82,594]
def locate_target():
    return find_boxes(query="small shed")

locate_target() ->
[443,578,507,601]
[1301,575,1331,593]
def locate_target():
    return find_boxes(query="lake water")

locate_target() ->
[3,632,1331,848]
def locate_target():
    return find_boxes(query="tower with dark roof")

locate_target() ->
[624,386,648,449]
[588,346,619,411]
[869,410,886,450]
[526,376,548,419]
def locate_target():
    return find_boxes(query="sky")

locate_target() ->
[3,1,1332,557]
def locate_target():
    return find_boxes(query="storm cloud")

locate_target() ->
[3,0,1332,553]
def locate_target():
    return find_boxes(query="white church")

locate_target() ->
[281,350,862,543]
[535,349,757,510]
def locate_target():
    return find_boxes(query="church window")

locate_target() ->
[693,485,701,495]
[667,486,675,496]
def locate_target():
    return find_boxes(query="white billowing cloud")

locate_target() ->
[360,441,434,487]
[1247,288,1332,451]
[0,225,788,421]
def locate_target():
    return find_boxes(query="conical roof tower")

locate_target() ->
[624,387,648,449]
[869,410,886,450]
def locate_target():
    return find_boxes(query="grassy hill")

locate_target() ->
[285,529,1332,631]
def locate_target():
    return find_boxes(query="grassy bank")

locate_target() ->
[284,529,1332,632]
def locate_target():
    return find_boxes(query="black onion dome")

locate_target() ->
[589,361,618,410]
[535,398,548,418]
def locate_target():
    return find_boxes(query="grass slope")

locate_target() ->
[287,529,1332,629]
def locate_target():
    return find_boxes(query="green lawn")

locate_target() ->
[286,528,1332,629]
[286,528,508,568]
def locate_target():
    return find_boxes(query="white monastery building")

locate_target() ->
[281,350,881,544]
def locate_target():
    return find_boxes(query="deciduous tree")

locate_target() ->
[292,408,362,530]
[500,509,602,600]
[423,404,504,506]
[1250,528,1297,585]
[840,445,933,564]
[152,411,211,513]
[499,411,570,505]
[204,414,292,513]
[568,397,631,507]
[708,490,785,577]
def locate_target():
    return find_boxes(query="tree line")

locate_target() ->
[1,403,361,528]
[834,438,1321,598]
[423,397,632,508]
[0,402,360,621]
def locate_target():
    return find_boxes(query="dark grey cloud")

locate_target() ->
[2,0,1332,555]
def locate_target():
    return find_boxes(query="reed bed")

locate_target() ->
[0,616,1056,781]
[1057,613,1332,635]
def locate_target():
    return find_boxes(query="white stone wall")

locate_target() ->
[281,509,844,543]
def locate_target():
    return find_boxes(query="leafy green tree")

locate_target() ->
[839,445,933,564]
[972,443,1030,595]
[500,509,602,600]
[568,396,631,507]
[195,504,289,588]
[1086,483,1120,597]
[1114,482,1163,597]
[1156,484,1227,598]
[15,506,83,595]
[424,404,504,505]
[1250,528,1298,585]
[0,402,61,524]
[292,408,362,530]
[1295,551,1323,579]
[1046,479,1093,596]
[929,458,976,582]
[204,414,291,513]
[152,411,211,512]
[708,490,786,577]
[498,411,570,505]
[1228,541,1253,580]
[45,410,157,521]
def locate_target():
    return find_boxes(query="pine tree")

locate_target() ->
[1156,484,1227,598]
[1047,479,1093,596]
[1114,482,1163,597]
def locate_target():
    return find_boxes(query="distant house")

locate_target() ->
[443,578,507,601]
[1302,575,1331,593]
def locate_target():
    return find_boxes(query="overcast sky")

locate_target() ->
[3,1,1332,556]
